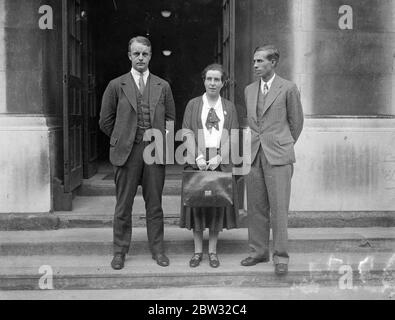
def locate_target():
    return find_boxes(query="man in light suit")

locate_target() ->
[241,45,304,275]
[99,36,176,270]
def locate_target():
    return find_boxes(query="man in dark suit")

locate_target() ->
[99,36,176,270]
[241,45,304,275]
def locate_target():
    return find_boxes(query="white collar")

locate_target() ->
[131,68,150,79]
[261,73,276,91]
[202,93,222,110]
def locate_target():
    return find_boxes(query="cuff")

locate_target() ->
[196,154,205,162]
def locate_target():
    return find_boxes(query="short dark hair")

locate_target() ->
[254,45,280,65]
[201,63,227,83]
[128,36,152,52]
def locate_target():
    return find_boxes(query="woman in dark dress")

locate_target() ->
[180,64,239,268]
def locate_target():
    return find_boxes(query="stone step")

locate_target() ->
[79,164,185,196]
[1,194,394,231]
[2,190,395,231]
[58,196,183,228]
[2,286,391,300]
[0,252,393,290]
[58,196,395,229]
[1,227,394,256]
[78,177,182,196]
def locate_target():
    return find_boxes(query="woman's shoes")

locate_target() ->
[189,253,203,268]
[189,253,220,268]
[208,253,220,268]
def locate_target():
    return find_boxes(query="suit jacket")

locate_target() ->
[182,96,239,172]
[244,75,304,165]
[99,72,176,166]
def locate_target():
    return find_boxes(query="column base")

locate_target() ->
[292,118,395,211]
[0,115,61,214]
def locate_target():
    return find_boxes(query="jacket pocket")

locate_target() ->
[278,137,294,145]
[110,136,118,147]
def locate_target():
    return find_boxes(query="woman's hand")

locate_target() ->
[207,155,222,171]
[196,157,207,171]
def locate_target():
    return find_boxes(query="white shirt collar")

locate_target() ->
[202,93,222,110]
[131,68,150,84]
[261,73,276,92]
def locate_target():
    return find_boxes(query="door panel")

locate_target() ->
[222,0,235,102]
[63,0,84,193]
[82,3,98,178]
[222,0,246,210]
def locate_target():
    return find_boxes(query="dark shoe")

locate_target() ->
[208,253,220,268]
[189,253,203,268]
[152,253,170,267]
[111,253,125,270]
[275,263,288,276]
[240,256,270,266]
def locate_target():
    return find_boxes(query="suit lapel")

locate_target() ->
[221,98,230,131]
[196,97,206,152]
[148,74,163,121]
[247,81,260,123]
[220,98,232,148]
[121,73,137,112]
[221,98,231,136]
[261,76,283,116]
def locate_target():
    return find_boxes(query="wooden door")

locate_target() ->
[62,0,84,193]
[82,5,98,179]
[222,0,246,211]
[222,0,235,102]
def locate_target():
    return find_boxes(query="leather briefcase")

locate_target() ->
[182,170,233,208]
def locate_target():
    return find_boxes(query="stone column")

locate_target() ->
[0,0,63,214]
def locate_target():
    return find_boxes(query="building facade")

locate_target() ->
[0,0,394,215]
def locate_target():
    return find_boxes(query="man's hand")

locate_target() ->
[207,155,222,171]
[196,157,207,171]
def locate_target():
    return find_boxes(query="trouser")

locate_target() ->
[113,141,166,255]
[246,147,293,265]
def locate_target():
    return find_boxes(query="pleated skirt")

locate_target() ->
[180,204,239,232]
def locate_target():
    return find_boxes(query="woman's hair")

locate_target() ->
[201,63,227,83]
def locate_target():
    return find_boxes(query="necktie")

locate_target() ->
[257,83,269,119]
[139,73,145,94]
[263,83,269,96]
[206,108,220,131]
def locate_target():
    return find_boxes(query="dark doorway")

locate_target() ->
[89,0,223,161]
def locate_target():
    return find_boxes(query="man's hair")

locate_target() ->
[254,45,280,65]
[201,63,227,83]
[128,36,152,52]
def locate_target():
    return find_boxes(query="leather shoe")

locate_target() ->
[152,253,170,267]
[275,263,288,276]
[111,253,125,270]
[189,253,203,268]
[208,253,220,268]
[240,256,269,266]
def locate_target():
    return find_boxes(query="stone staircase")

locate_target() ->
[1,165,394,231]
[0,165,394,297]
[0,227,394,292]
[52,164,395,230]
